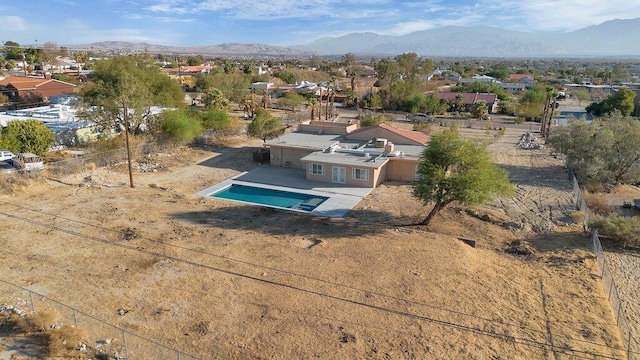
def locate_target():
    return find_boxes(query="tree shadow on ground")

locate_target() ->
[191,144,264,173]
[499,163,574,192]
[171,206,411,239]
[524,231,592,253]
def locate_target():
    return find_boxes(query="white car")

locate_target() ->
[0,150,16,162]
[14,153,44,171]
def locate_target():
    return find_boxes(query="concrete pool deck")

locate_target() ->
[196,165,373,217]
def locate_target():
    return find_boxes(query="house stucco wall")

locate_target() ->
[298,121,358,135]
[270,146,316,168]
[385,158,419,182]
[303,161,380,188]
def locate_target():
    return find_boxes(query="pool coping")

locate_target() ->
[196,171,371,217]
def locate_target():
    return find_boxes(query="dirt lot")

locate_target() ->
[0,125,629,359]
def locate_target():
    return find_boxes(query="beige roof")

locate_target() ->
[301,150,389,169]
[346,123,430,145]
[0,76,76,90]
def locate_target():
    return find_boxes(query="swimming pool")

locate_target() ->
[210,184,328,212]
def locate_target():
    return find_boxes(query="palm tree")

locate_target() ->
[242,93,259,118]
[307,97,318,120]
[203,88,229,110]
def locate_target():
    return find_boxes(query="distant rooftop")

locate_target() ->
[266,132,341,150]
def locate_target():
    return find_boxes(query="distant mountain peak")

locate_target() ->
[298,18,640,57]
[67,18,640,58]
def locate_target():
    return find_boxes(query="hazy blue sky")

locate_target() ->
[2,0,639,46]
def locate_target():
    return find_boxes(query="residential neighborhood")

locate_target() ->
[1,6,640,359]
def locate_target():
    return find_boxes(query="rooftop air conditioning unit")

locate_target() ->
[375,138,388,148]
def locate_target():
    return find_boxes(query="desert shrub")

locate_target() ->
[0,119,54,155]
[0,173,29,194]
[87,135,125,153]
[199,109,232,131]
[48,325,88,356]
[26,309,60,332]
[589,213,640,246]
[515,116,526,124]
[360,113,392,127]
[160,110,203,143]
[216,117,245,137]
[583,193,613,215]
[413,122,432,135]
[1,311,28,333]
[569,210,586,224]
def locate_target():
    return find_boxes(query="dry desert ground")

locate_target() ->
[0,124,631,359]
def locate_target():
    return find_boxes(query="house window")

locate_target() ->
[352,168,369,181]
[309,163,325,175]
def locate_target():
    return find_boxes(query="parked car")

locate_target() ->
[0,161,16,174]
[0,150,16,162]
[408,113,433,123]
[14,153,44,171]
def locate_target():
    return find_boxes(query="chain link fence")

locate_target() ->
[47,147,130,176]
[0,279,202,360]
[569,171,638,359]
[592,231,640,359]
[570,170,591,230]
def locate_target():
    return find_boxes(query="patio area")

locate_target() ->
[196,165,373,217]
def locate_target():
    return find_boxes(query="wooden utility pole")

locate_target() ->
[123,102,134,188]
[546,98,557,137]
[540,94,552,137]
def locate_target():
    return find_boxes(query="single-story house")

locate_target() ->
[0,76,76,101]
[265,122,428,188]
[498,82,528,93]
[162,64,212,76]
[434,92,500,113]
[509,74,535,83]
[459,75,497,84]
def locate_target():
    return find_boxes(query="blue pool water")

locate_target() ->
[211,184,328,212]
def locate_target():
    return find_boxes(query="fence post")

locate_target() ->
[122,330,129,359]
[29,291,35,313]
[616,303,622,325]
[608,276,614,301]
[177,350,181,360]
[73,308,79,327]
[627,332,631,360]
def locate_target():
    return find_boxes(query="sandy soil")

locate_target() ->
[0,126,629,359]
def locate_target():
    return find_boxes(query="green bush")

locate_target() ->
[589,213,640,247]
[160,110,203,143]
[0,119,54,155]
[199,109,232,131]
[360,113,392,127]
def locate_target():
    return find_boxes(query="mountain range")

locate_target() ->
[298,18,640,57]
[70,18,640,58]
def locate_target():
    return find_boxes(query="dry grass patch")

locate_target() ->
[25,309,60,332]
[48,325,88,356]
[0,173,29,194]
[583,192,613,215]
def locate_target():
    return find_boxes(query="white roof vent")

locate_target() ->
[375,138,388,148]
